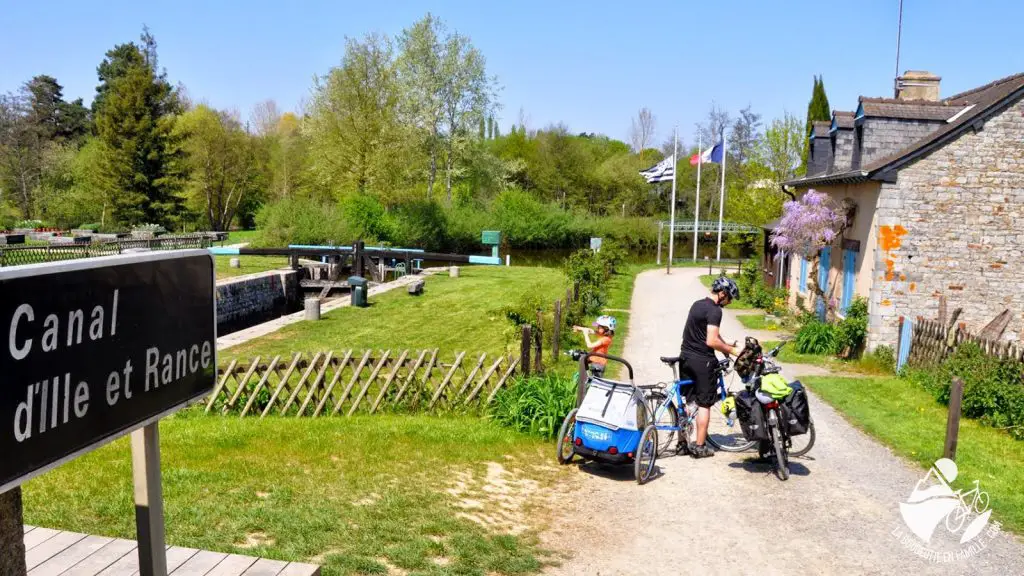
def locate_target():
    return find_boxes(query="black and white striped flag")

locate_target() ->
[639,155,675,183]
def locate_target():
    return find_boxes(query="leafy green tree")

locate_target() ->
[174,105,266,231]
[92,30,184,227]
[761,112,805,198]
[306,33,407,199]
[0,93,42,217]
[397,13,446,198]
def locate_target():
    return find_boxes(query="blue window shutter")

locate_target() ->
[816,247,831,320]
[841,249,856,313]
[799,258,808,292]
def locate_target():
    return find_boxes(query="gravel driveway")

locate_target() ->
[542,268,1022,576]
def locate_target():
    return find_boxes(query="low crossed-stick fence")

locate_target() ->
[207,350,520,417]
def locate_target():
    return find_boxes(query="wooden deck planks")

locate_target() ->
[29,535,114,575]
[21,528,320,576]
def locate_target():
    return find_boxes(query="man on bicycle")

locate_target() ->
[679,276,742,458]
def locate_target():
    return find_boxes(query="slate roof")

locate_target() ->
[785,72,1024,187]
[858,98,962,121]
[832,111,855,129]
[810,121,831,138]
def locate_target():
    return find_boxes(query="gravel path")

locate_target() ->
[542,268,1022,576]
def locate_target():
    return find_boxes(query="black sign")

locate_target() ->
[0,251,215,492]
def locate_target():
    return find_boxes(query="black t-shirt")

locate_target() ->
[681,297,722,359]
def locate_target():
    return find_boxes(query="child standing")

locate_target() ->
[573,315,616,377]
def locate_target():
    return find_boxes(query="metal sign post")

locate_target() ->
[0,250,216,576]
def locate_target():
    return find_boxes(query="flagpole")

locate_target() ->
[715,133,727,261]
[667,125,678,274]
[693,132,702,262]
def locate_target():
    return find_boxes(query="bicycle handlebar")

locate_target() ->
[569,350,634,381]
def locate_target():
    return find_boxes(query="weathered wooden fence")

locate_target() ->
[906,316,1024,369]
[207,350,519,417]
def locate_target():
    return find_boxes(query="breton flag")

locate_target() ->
[639,155,675,183]
[689,141,724,165]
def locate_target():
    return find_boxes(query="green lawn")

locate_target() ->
[23,415,557,575]
[224,230,261,244]
[215,255,291,280]
[804,375,1024,534]
[762,340,891,377]
[225,266,566,363]
[737,313,783,331]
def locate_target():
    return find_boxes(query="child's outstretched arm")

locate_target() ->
[573,326,599,348]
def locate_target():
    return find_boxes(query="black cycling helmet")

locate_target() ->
[711,276,740,301]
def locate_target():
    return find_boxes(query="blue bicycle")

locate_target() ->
[646,356,756,454]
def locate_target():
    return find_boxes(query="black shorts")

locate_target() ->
[680,355,718,408]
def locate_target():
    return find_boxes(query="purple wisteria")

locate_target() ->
[769,189,846,256]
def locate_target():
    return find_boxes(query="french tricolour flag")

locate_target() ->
[689,141,724,166]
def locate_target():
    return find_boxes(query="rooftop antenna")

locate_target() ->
[894,0,904,97]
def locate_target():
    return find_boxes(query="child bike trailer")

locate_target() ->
[556,352,658,484]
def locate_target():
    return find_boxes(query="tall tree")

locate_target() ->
[439,31,494,202]
[250,99,281,137]
[24,76,90,143]
[174,105,264,231]
[0,93,42,217]
[306,33,405,198]
[804,75,831,169]
[730,105,762,173]
[92,29,184,226]
[629,107,656,162]
[761,112,805,198]
[397,13,446,199]
[266,112,309,200]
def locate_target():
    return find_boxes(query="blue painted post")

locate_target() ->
[896,316,913,372]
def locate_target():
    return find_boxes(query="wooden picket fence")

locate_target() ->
[206,350,520,417]
[907,316,1024,368]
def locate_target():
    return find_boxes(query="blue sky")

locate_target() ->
[2,0,1022,148]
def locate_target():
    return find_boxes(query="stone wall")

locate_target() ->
[868,94,1024,349]
[829,128,855,172]
[859,117,943,167]
[216,269,300,335]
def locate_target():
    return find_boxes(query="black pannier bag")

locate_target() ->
[781,380,811,436]
[735,390,768,441]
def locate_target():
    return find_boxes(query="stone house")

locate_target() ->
[779,70,1024,350]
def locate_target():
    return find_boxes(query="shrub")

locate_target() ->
[78,223,101,232]
[14,219,45,230]
[863,345,896,373]
[909,343,1024,440]
[565,248,607,315]
[132,223,167,236]
[735,259,788,314]
[389,199,450,251]
[490,374,576,438]
[795,320,837,355]
[253,197,359,247]
[835,297,869,356]
[341,193,392,241]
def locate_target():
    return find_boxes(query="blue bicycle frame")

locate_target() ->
[651,373,733,435]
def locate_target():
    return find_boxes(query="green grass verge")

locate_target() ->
[225,266,566,363]
[225,230,261,244]
[737,313,783,331]
[762,340,891,376]
[804,375,1024,534]
[215,255,291,280]
[23,415,555,575]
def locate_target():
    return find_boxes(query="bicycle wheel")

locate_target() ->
[706,394,758,452]
[771,413,790,481]
[556,409,578,465]
[945,503,969,533]
[789,418,816,458]
[647,392,679,456]
[635,425,658,485]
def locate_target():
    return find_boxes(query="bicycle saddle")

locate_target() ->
[660,356,681,366]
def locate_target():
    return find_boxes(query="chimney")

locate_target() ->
[896,70,941,101]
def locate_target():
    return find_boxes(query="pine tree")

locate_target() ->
[802,75,831,171]
[487,115,494,139]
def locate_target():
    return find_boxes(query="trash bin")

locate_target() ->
[349,275,369,307]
